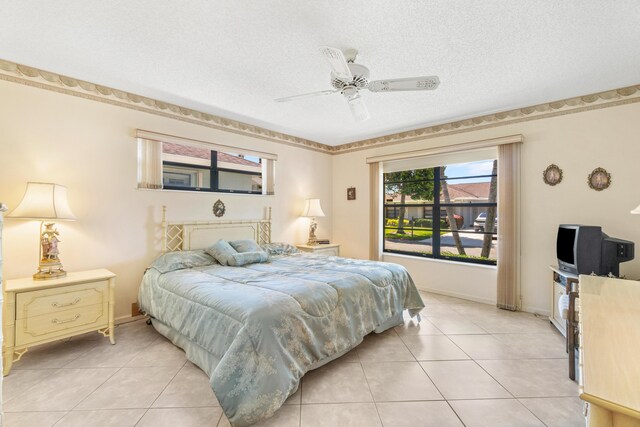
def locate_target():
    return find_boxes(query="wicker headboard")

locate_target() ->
[161,205,272,253]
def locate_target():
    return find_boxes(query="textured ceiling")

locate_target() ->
[1,1,639,146]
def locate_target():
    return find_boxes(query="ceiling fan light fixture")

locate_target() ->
[274,46,439,121]
[347,95,370,122]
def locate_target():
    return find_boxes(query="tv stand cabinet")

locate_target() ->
[550,265,580,381]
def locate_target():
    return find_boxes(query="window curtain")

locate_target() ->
[369,162,382,261]
[261,159,276,195]
[137,138,163,189]
[496,142,522,311]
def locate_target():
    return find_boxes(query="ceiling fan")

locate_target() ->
[275,46,440,122]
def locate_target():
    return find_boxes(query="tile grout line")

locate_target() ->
[469,358,516,398]
[469,352,574,426]
[514,398,554,427]
[444,400,468,427]
[63,322,166,417]
[63,331,115,365]
[423,299,513,427]
[135,359,190,427]
[393,319,468,426]
[50,410,70,427]
[212,406,224,427]
[134,408,151,427]
[148,359,189,409]
[2,371,53,407]
[358,361,385,427]
[3,366,116,413]
[68,366,124,412]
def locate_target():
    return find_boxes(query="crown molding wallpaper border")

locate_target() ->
[0,59,333,154]
[1,59,639,156]
[335,84,640,154]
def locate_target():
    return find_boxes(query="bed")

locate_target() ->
[138,207,425,426]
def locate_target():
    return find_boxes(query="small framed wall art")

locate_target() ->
[212,199,226,217]
[588,167,611,191]
[542,164,563,186]
[347,187,356,200]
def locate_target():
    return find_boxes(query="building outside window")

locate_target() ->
[383,159,498,265]
[161,142,267,194]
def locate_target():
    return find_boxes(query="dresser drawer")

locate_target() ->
[16,280,108,320]
[296,244,340,256]
[314,247,339,256]
[15,303,108,347]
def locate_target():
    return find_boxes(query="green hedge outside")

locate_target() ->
[385,218,446,228]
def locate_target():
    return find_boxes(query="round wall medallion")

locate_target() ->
[588,167,611,191]
[542,164,563,186]
[212,199,226,217]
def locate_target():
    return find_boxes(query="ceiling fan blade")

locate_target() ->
[274,89,338,102]
[368,76,440,92]
[318,46,353,81]
[347,95,370,122]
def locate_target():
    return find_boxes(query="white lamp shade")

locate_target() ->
[302,199,325,218]
[632,204,640,215]
[8,182,76,221]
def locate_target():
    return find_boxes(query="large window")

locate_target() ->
[383,159,498,265]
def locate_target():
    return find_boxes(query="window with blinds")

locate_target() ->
[136,131,276,195]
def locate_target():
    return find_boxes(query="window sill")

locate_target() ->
[382,252,497,269]
[136,187,274,197]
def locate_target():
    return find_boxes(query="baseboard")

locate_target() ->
[416,285,552,317]
[415,285,496,306]
[522,305,550,317]
[115,314,147,325]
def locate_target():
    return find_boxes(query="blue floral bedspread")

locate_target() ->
[139,251,424,426]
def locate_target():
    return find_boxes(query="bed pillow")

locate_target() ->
[205,239,238,266]
[227,250,269,266]
[229,239,263,253]
[150,250,216,273]
[260,242,300,256]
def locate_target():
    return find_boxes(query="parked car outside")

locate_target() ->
[473,212,498,232]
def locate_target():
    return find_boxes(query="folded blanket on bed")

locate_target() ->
[139,251,424,426]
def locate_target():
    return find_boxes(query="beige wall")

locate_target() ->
[332,102,640,314]
[0,80,333,319]
[2,76,639,319]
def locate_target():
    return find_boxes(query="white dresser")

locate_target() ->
[579,275,640,425]
[3,268,116,376]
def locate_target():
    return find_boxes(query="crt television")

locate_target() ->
[557,225,634,276]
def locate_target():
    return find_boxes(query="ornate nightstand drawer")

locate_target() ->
[296,243,340,257]
[16,303,107,347]
[313,247,339,256]
[16,280,108,320]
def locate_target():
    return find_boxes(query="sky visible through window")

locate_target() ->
[444,160,495,183]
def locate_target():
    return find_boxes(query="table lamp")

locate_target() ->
[8,182,76,280]
[302,198,325,246]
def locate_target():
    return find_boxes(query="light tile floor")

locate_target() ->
[2,292,584,427]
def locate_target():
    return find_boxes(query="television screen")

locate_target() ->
[557,227,576,265]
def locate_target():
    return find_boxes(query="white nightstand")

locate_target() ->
[2,269,116,375]
[296,243,340,257]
